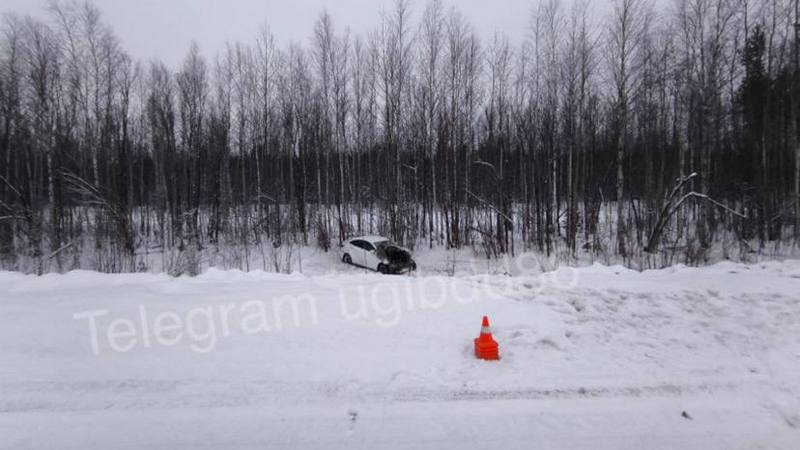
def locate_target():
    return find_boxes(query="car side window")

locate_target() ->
[363,242,375,251]
[351,240,369,251]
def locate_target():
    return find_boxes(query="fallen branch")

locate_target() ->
[645,173,746,253]
[0,174,23,199]
[47,242,73,260]
[466,189,513,224]
[675,192,747,219]
[645,173,696,253]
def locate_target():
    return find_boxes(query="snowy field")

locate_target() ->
[1,259,799,449]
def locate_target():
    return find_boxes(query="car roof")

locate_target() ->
[351,235,390,244]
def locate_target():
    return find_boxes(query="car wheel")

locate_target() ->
[343,254,352,264]
[377,263,388,274]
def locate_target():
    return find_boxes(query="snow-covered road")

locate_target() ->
[1,261,799,449]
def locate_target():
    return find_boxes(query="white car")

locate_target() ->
[341,236,417,274]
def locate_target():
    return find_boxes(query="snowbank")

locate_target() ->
[0,260,798,448]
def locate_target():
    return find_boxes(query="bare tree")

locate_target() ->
[418,0,445,248]
[607,0,650,258]
[176,41,208,245]
[794,0,799,240]
[376,0,413,242]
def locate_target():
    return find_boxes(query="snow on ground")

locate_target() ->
[1,259,799,449]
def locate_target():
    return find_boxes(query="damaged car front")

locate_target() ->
[375,242,417,274]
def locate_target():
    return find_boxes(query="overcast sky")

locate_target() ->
[0,0,583,67]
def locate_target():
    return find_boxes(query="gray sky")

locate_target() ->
[0,0,553,67]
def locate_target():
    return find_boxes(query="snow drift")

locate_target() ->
[0,260,799,449]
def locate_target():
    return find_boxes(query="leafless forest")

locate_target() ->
[0,0,798,274]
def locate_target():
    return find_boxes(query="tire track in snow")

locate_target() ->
[0,377,752,413]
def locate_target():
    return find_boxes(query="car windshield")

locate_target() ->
[374,240,391,249]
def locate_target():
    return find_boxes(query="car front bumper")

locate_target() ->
[385,261,417,274]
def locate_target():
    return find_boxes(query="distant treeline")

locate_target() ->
[0,0,798,274]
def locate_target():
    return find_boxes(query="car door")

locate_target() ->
[362,241,379,270]
[350,240,369,268]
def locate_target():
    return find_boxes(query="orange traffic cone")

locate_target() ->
[474,315,500,360]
